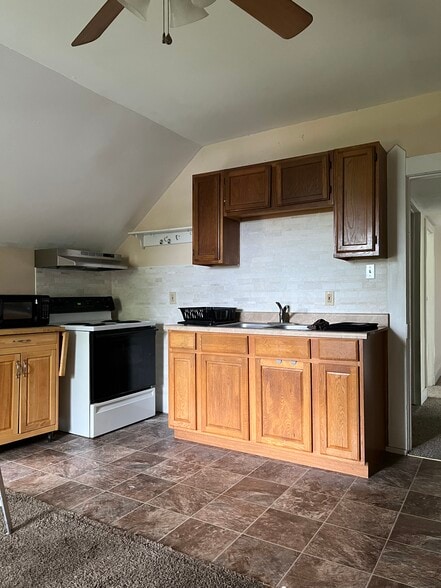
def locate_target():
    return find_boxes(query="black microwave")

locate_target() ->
[0,295,50,329]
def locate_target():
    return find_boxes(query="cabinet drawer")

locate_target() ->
[198,333,248,355]
[169,331,196,351]
[252,336,310,359]
[315,339,359,361]
[0,333,58,350]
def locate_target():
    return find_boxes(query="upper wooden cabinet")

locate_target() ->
[224,164,272,217]
[273,152,333,212]
[334,142,387,259]
[192,172,240,266]
[192,141,387,266]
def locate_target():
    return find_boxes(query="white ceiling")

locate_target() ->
[410,175,441,227]
[1,0,441,145]
[2,0,441,253]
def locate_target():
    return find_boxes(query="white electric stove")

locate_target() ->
[50,296,156,438]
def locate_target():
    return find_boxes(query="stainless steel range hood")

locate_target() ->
[35,249,129,271]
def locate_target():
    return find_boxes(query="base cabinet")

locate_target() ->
[198,354,249,440]
[168,352,196,431]
[253,358,311,451]
[168,330,387,477]
[0,331,62,446]
[19,347,58,434]
[314,363,360,461]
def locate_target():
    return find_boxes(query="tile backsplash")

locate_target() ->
[36,212,389,412]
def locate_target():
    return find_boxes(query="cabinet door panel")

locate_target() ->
[315,363,360,460]
[199,354,249,439]
[224,165,271,215]
[273,153,332,210]
[193,172,239,266]
[0,353,20,441]
[168,352,196,430]
[19,347,57,433]
[254,359,311,451]
[334,145,378,256]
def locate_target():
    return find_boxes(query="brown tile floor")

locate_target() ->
[1,414,441,588]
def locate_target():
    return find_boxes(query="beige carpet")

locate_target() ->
[427,385,441,399]
[1,491,262,588]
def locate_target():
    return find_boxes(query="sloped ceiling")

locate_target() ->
[0,46,199,251]
[1,0,441,252]
[1,0,441,145]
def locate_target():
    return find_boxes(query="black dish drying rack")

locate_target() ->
[179,307,237,326]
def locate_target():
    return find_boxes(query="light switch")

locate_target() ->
[365,264,375,279]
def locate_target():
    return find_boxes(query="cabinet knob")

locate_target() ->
[15,360,22,379]
[276,359,282,365]
[22,360,29,377]
[290,360,297,366]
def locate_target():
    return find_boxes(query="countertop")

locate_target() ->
[0,326,65,336]
[164,324,388,340]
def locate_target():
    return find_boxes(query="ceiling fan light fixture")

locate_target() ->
[117,0,150,20]
[191,0,216,7]
[169,0,208,28]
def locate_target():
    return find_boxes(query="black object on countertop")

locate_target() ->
[179,307,238,324]
[308,319,378,332]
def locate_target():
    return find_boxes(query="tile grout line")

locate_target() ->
[277,474,359,588]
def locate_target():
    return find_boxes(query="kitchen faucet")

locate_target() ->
[276,302,290,323]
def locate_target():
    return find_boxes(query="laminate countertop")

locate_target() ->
[0,326,65,336]
[164,324,388,340]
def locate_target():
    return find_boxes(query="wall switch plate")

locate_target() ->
[325,291,335,306]
[169,292,177,304]
[365,264,375,279]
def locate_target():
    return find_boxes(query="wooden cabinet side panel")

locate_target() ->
[168,352,196,430]
[0,353,20,441]
[315,363,360,460]
[19,347,58,433]
[255,359,312,451]
[199,354,249,440]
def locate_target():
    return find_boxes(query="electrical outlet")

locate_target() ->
[365,264,375,279]
[169,292,177,304]
[325,291,335,306]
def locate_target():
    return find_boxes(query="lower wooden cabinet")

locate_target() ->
[314,363,360,461]
[168,329,387,477]
[168,352,196,431]
[19,347,58,434]
[0,330,63,446]
[198,354,249,440]
[253,358,311,451]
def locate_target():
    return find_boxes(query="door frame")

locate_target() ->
[406,152,441,451]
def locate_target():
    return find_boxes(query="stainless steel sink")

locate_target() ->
[218,322,274,329]
[272,324,310,330]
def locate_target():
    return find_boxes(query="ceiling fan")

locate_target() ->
[72,0,313,47]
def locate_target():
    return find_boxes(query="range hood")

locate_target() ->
[35,249,129,271]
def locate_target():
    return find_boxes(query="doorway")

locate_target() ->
[407,172,441,459]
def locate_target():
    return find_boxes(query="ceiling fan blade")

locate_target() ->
[72,0,124,47]
[229,0,312,39]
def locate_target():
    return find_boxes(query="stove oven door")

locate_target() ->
[89,327,156,404]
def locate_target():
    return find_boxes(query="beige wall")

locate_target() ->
[0,248,35,294]
[119,90,441,266]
